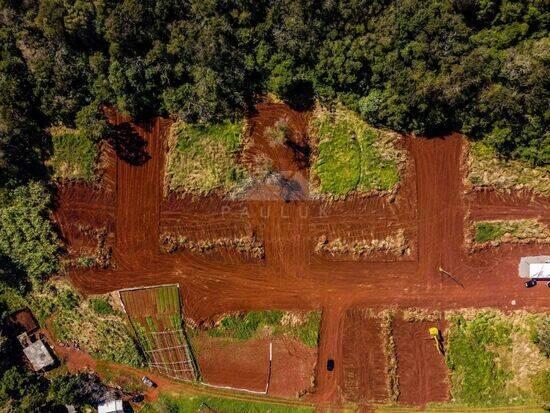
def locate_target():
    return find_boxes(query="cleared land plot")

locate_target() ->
[393,317,449,406]
[120,285,197,381]
[342,309,388,403]
[165,120,248,196]
[310,107,403,196]
[189,310,319,396]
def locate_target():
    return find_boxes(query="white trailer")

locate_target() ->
[519,256,550,279]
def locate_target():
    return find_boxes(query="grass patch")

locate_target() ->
[531,370,550,410]
[474,219,550,243]
[446,311,513,405]
[204,310,321,348]
[310,107,402,196]
[468,141,550,197]
[48,126,97,182]
[89,298,115,315]
[166,120,248,196]
[446,310,550,407]
[142,394,314,413]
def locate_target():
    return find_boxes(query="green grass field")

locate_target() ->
[446,310,550,407]
[141,394,314,413]
[205,310,321,348]
[166,120,248,195]
[474,219,549,243]
[49,127,97,182]
[311,108,401,196]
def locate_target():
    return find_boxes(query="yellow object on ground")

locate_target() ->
[429,327,445,355]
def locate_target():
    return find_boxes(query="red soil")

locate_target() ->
[342,309,387,404]
[192,335,316,398]
[54,102,550,407]
[393,318,449,406]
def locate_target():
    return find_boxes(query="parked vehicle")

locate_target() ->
[141,376,156,388]
[525,279,537,288]
[327,359,334,372]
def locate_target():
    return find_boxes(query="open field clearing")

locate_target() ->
[189,310,319,397]
[342,309,388,404]
[166,120,248,196]
[309,107,405,197]
[53,103,550,410]
[48,126,98,182]
[393,317,449,405]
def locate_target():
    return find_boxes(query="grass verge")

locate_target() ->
[165,120,249,196]
[473,219,550,244]
[310,107,403,197]
[203,310,321,348]
[142,394,314,413]
[48,126,97,182]
[468,141,550,197]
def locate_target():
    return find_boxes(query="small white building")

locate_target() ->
[98,400,124,413]
[519,256,550,278]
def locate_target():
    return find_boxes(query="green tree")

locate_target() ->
[0,182,59,281]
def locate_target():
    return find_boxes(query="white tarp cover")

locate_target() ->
[519,256,550,278]
[98,400,124,413]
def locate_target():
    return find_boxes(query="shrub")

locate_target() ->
[0,182,59,281]
[531,370,550,410]
[89,298,114,315]
[534,316,550,358]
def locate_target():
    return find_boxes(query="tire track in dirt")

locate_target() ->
[394,318,449,406]
[342,309,387,404]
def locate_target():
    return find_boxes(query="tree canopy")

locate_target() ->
[0,0,547,168]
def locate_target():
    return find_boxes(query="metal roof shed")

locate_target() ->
[22,339,54,371]
[519,256,550,278]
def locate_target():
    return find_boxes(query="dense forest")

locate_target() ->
[1,0,548,188]
[0,0,548,410]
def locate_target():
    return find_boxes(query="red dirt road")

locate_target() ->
[54,103,550,407]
